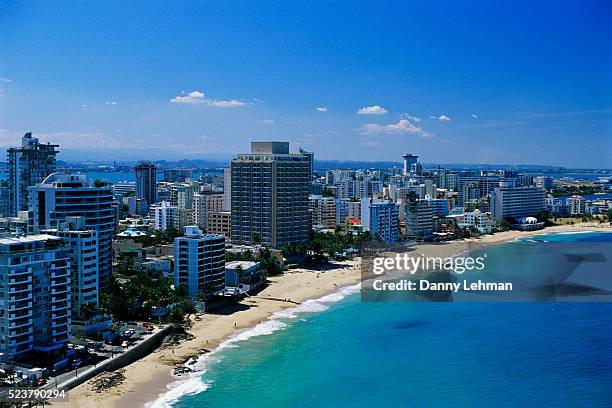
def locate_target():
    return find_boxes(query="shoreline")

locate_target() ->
[64,223,612,408]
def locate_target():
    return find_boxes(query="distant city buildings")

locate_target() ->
[231,142,309,248]
[534,176,554,190]
[309,195,336,230]
[402,154,418,176]
[206,211,231,239]
[151,201,192,231]
[458,175,502,206]
[163,168,193,183]
[8,133,59,216]
[135,161,158,208]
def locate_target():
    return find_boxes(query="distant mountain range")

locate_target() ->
[0,147,608,172]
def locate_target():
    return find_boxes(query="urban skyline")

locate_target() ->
[0,3,611,407]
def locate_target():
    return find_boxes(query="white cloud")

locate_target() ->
[170,90,247,107]
[0,77,12,83]
[358,119,429,137]
[316,106,328,112]
[357,105,388,115]
[471,114,478,118]
[430,114,451,122]
[256,119,275,124]
[80,104,89,107]
[399,113,421,122]
[105,101,118,105]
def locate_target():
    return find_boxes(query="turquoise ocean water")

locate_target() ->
[151,232,612,408]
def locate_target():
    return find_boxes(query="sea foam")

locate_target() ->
[146,283,361,408]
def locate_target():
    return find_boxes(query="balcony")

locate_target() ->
[52,311,70,320]
[9,293,33,302]
[52,327,69,337]
[9,276,32,285]
[51,287,69,296]
[9,301,32,311]
[10,310,32,320]
[10,319,32,329]
[51,269,70,279]
[9,268,32,276]
[51,303,69,312]
[51,277,71,287]
[9,284,32,294]
[10,335,33,347]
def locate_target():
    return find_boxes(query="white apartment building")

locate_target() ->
[448,209,492,234]
[567,195,586,215]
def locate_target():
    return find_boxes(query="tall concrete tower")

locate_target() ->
[402,154,418,175]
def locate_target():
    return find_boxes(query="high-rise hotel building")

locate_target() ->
[28,173,115,289]
[7,133,59,216]
[490,181,546,221]
[231,142,310,248]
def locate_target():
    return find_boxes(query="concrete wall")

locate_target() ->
[48,325,173,391]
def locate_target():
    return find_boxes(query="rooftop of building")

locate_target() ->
[0,234,60,246]
[225,260,260,269]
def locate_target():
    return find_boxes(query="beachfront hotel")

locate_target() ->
[230,142,310,248]
[490,181,546,221]
[173,226,226,298]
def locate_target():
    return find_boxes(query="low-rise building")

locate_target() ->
[225,261,262,291]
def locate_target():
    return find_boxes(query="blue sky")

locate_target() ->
[0,1,610,167]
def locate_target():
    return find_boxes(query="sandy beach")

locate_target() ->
[62,223,612,408]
